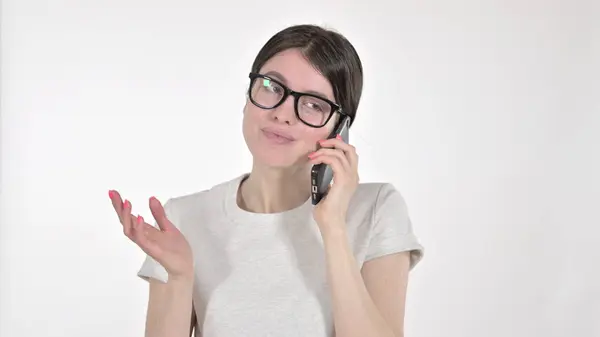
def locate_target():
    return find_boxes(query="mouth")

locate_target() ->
[261,128,295,143]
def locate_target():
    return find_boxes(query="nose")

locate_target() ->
[270,95,296,125]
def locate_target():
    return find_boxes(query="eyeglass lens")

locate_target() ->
[250,76,332,127]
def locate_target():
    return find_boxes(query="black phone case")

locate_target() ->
[310,116,351,205]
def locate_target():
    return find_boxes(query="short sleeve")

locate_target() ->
[136,198,177,283]
[365,183,424,270]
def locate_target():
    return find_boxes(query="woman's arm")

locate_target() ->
[309,139,420,337]
[144,277,196,337]
[322,227,410,337]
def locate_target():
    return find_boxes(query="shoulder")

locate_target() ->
[351,182,406,212]
[353,182,424,268]
[346,181,410,232]
[162,174,243,220]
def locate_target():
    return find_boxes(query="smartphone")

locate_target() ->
[311,115,351,205]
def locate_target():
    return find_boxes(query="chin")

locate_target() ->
[242,124,310,169]
[252,148,305,169]
[245,138,309,169]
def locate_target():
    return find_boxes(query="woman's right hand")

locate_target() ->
[109,190,194,280]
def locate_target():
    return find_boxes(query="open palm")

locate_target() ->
[109,190,193,279]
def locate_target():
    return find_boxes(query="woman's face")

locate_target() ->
[242,48,338,168]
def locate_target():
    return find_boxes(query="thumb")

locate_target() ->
[149,197,175,232]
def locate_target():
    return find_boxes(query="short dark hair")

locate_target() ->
[250,24,363,126]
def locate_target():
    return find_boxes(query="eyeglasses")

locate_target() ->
[247,72,349,128]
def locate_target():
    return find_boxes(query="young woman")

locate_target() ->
[109,24,424,337]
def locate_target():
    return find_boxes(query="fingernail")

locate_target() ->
[137,215,143,224]
[336,135,342,140]
[123,200,130,208]
[108,190,114,198]
[308,152,317,158]
[318,139,325,144]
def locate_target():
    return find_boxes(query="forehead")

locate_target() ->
[259,48,335,101]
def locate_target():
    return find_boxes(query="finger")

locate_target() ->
[309,153,346,180]
[318,137,350,151]
[310,148,350,172]
[132,215,164,258]
[121,199,134,237]
[132,215,162,243]
[149,197,175,232]
[318,138,359,168]
[108,190,125,221]
[124,214,138,239]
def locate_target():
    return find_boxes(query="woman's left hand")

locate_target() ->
[309,135,359,235]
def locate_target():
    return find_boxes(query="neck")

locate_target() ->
[238,161,312,214]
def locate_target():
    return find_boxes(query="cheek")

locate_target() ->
[242,105,260,141]
[243,104,265,130]
[244,103,261,120]
[302,119,337,150]
[311,120,336,142]
[311,129,331,142]
[300,128,332,150]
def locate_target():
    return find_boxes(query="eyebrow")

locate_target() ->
[263,70,333,101]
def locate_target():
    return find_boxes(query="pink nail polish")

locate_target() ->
[137,215,143,224]
[336,135,342,140]
[123,200,130,208]
[108,190,114,198]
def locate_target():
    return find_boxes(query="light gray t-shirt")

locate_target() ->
[137,174,424,337]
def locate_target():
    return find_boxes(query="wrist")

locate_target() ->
[320,223,348,241]
[168,271,195,286]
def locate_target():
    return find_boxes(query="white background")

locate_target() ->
[1,1,598,336]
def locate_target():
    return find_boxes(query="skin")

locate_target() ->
[239,48,339,214]
[109,47,411,337]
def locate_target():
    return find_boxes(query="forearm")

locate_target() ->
[145,276,194,337]
[322,228,397,337]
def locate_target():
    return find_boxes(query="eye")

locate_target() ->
[304,101,325,112]
[261,79,282,94]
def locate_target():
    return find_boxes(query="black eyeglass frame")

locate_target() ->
[247,72,351,128]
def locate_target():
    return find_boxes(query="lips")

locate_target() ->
[261,127,295,143]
